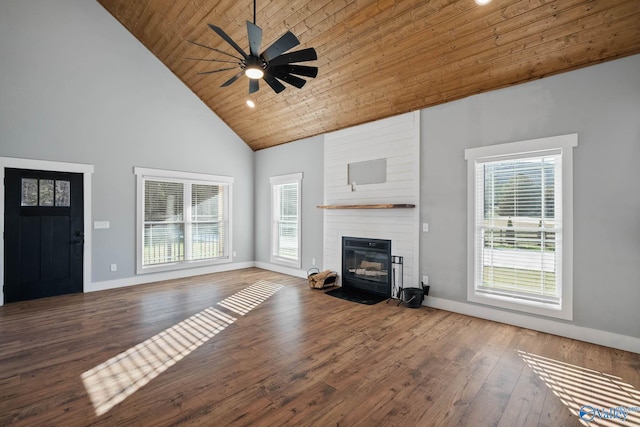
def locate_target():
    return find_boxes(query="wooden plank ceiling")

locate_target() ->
[97,0,640,151]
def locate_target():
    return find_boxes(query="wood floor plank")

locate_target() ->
[0,267,638,426]
[497,365,549,427]
[538,386,583,427]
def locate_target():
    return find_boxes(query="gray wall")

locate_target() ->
[421,54,640,338]
[0,0,255,283]
[254,135,324,274]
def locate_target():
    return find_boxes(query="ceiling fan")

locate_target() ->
[187,0,318,95]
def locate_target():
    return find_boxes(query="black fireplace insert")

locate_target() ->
[342,236,392,297]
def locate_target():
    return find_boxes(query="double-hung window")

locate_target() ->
[465,134,577,320]
[135,167,233,274]
[270,173,302,268]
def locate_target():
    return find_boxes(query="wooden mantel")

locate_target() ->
[317,204,415,209]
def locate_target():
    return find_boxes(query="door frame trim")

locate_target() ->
[0,157,94,306]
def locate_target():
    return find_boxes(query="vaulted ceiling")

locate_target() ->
[98,0,640,151]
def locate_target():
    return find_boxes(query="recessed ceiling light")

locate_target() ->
[474,0,492,4]
[246,100,256,108]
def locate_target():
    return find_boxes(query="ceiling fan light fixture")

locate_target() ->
[244,56,264,79]
[245,66,264,79]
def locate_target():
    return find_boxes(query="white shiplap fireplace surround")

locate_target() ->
[323,111,420,294]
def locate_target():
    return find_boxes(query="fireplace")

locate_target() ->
[342,236,392,297]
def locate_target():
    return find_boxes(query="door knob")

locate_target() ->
[71,231,84,245]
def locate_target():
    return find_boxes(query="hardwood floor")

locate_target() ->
[1,268,639,426]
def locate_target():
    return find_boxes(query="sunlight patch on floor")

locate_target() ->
[217,280,284,315]
[517,350,640,426]
[81,280,284,416]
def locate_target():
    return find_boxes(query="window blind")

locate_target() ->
[143,180,185,265]
[142,179,227,266]
[475,153,561,305]
[191,184,225,260]
[274,182,299,260]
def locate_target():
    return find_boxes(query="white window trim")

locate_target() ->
[270,172,302,269]
[464,134,577,320]
[134,167,234,275]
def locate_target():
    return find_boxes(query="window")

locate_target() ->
[21,178,70,207]
[465,134,577,320]
[270,173,302,268]
[135,167,233,274]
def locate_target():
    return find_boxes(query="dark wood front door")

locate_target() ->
[4,168,84,303]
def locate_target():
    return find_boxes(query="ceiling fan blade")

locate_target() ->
[262,72,286,94]
[249,79,259,94]
[269,64,318,78]
[208,24,248,59]
[187,40,244,61]
[184,57,240,64]
[221,71,245,87]
[268,69,307,89]
[246,21,262,57]
[198,67,239,75]
[261,31,300,62]
[267,48,317,66]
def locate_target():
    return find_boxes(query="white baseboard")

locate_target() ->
[254,262,307,279]
[86,262,256,293]
[424,296,640,354]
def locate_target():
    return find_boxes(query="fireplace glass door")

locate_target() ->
[342,237,392,296]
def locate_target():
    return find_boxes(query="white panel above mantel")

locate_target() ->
[323,111,420,290]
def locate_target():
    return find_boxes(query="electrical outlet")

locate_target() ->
[312,258,316,266]
[232,251,237,257]
[110,264,117,272]
[422,223,429,232]
[422,275,429,285]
